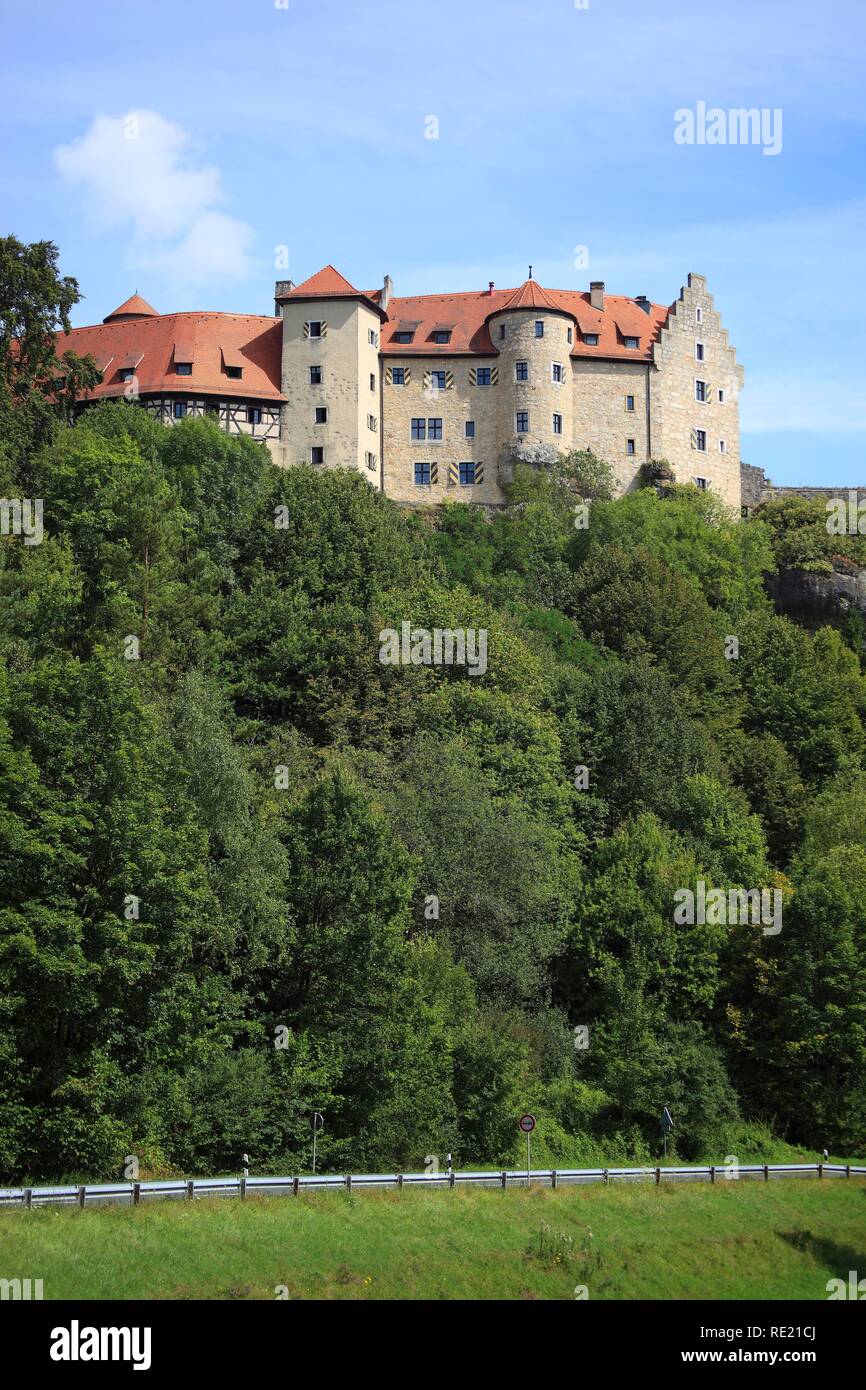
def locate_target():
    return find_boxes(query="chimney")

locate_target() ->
[381,274,393,312]
[590,281,605,311]
[488,281,495,294]
[274,279,294,314]
[635,295,652,314]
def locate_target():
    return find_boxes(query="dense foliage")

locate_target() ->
[2,243,865,1179]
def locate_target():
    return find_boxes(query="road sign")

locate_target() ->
[661,1107,674,1133]
[519,1114,536,1134]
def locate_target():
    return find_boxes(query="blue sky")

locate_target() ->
[2,0,865,484]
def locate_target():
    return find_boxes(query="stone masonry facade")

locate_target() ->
[63,268,746,513]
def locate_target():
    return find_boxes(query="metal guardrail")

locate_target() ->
[1,1162,864,1209]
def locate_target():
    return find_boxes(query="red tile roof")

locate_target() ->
[381,283,670,359]
[59,273,672,409]
[281,264,360,298]
[59,309,285,402]
[103,293,159,322]
[500,278,561,312]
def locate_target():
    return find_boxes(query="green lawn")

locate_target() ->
[2,1178,864,1300]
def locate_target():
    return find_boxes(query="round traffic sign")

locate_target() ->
[518,1113,536,1133]
[310,1112,324,1132]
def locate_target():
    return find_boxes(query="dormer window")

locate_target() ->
[222,345,244,379]
[583,333,599,346]
[118,367,135,382]
[175,363,192,376]
[432,330,451,344]
[394,321,419,344]
[624,336,639,350]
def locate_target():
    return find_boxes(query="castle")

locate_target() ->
[59,265,745,511]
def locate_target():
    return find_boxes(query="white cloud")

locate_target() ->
[54,109,254,283]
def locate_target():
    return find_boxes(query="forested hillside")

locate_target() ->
[2,245,865,1181]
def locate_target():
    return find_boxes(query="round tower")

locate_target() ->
[487,278,575,469]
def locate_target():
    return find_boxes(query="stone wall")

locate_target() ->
[651,273,743,510]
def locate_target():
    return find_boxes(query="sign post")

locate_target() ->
[518,1114,536,1187]
[661,1106,674,1160]
[310,1112,324,1173]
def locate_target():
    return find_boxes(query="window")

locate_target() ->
[583,333,598,346]
[567,327,573,344]
[315,407,328,424]
[695,379,707,402]
[499,324,506,340]
[516,411,529,433]
[626,394,635,411]
[432,330,451,344]
[719,439,727,454]
[695,307,703,324]
[626,438,635,456]
[718,387,725,404]
[476,367,492,386]
[695,341,705,362]
[624,336,639,350]
[515,360,529,382]
[366,451,377,470]
[205,402,220,417]
[370,373,376,392]
[118,367,135,382]
[391,367,406,385]
[394,331,414,344]
[694,476,708,490]
[308,321,323,339]
[465,420,475,439]
[534,320,544,337]
[367,413,377,431]
[695,429,707,452]
[553,413,563,435]
[311,446,324,464]
[248,406,263,425]
[173,401,187,419]
[175,362,192,376]
[414,462,431,486]
[459,462,476,486]
[309,366,322,384]
[431,370,447,390]
[368,328,378,347]
[412,417,442,441]
[226,365,242,379]
[552,362,564,383]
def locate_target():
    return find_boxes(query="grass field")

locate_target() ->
[2,1177,865,1300]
